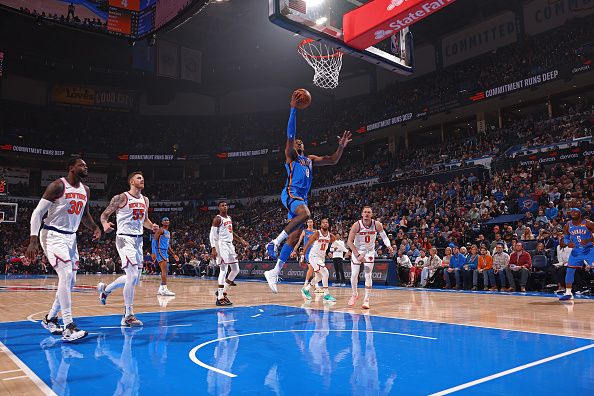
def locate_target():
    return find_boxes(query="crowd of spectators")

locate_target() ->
[3,156,594,295]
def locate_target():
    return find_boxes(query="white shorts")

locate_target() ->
[217,242,238,265]
[309,255,326,272]
[39,228,79,270]
[116,235,143,268]
[351,250,376,266]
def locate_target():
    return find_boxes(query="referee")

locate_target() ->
[331,235,349,286]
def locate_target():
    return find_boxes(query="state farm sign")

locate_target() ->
[343,0,456,50]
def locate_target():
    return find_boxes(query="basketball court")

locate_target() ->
[1,275,593,395]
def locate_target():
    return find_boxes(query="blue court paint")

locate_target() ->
[0,305,593,395]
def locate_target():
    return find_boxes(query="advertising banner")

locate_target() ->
[498,142,594,169]
[1,143,64,157]
[468,69,560,103]
[237,260,391,283]
[50,84,136,110]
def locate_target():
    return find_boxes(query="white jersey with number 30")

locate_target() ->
[116,192,146,236]
[43,178,87,233]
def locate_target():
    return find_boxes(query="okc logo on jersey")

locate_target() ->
[297,157,311,167]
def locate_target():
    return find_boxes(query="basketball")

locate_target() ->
[294,88,312,109]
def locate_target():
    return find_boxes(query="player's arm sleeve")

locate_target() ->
[379,230,391,248]
[209,226,219,250]
[30,198,53,236]
[287,107,297,140]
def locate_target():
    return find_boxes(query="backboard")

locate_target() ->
[269,0,414,74]
[0,202,18,224]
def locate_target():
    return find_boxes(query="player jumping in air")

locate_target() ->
[347,206,393,309]
[26,156,101,342]
[301,218,337,302]
[561,207,594,301]
[264,91,352,293]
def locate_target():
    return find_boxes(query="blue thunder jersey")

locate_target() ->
[155,229,171,261]
[284,155,313,199]
[304,229,315,258]
[568,220,593,249]
[151,236,158,255]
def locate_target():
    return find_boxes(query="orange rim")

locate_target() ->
[298,38,343,59]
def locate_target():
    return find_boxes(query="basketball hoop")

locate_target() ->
[298,39,343,90]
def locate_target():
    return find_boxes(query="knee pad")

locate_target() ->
[565,267,577,284]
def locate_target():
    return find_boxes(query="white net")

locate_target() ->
[298,39,343,90]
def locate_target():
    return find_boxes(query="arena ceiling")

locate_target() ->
[162,0,523,95]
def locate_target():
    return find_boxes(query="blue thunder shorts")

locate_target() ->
[568,246,594,268]
[281,189,308,220]
[155,249,169,263]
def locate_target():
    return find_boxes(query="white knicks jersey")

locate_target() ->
[43,178,88,233]
[217,215,233,244]
[116,192,147,236]
[354,220,377,253]
[310,230,332,259]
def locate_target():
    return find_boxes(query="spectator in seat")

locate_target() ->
[546,202,559,220]
[492,242,510,291]
[396,249,412,287]
[465,244,479,290]
[505,242,532,292]
[490,233,507,254]
[477,245,497,291]
[521,227,535,241]
[535,209,550,228]
[445,245,465,289]
[421,247,442,288]
[552,235,571,294]
[410,249,427,287]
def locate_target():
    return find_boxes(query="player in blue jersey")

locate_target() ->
[291,219,321,297]
[264,90,352,293]
[153,217,179,296]
[561,207,594,300]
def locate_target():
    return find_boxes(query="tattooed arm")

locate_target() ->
[101,193,125,233]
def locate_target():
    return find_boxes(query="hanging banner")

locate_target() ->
[442,11,518,67]
[180,47,202,83]
[523,0,594,36]
[157,40,180,79]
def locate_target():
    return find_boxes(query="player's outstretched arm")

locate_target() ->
[26,180,64,261]
[81,185,101,240]
[100,193,125,233]
[309,131,352,167]
[285,92,301,164]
